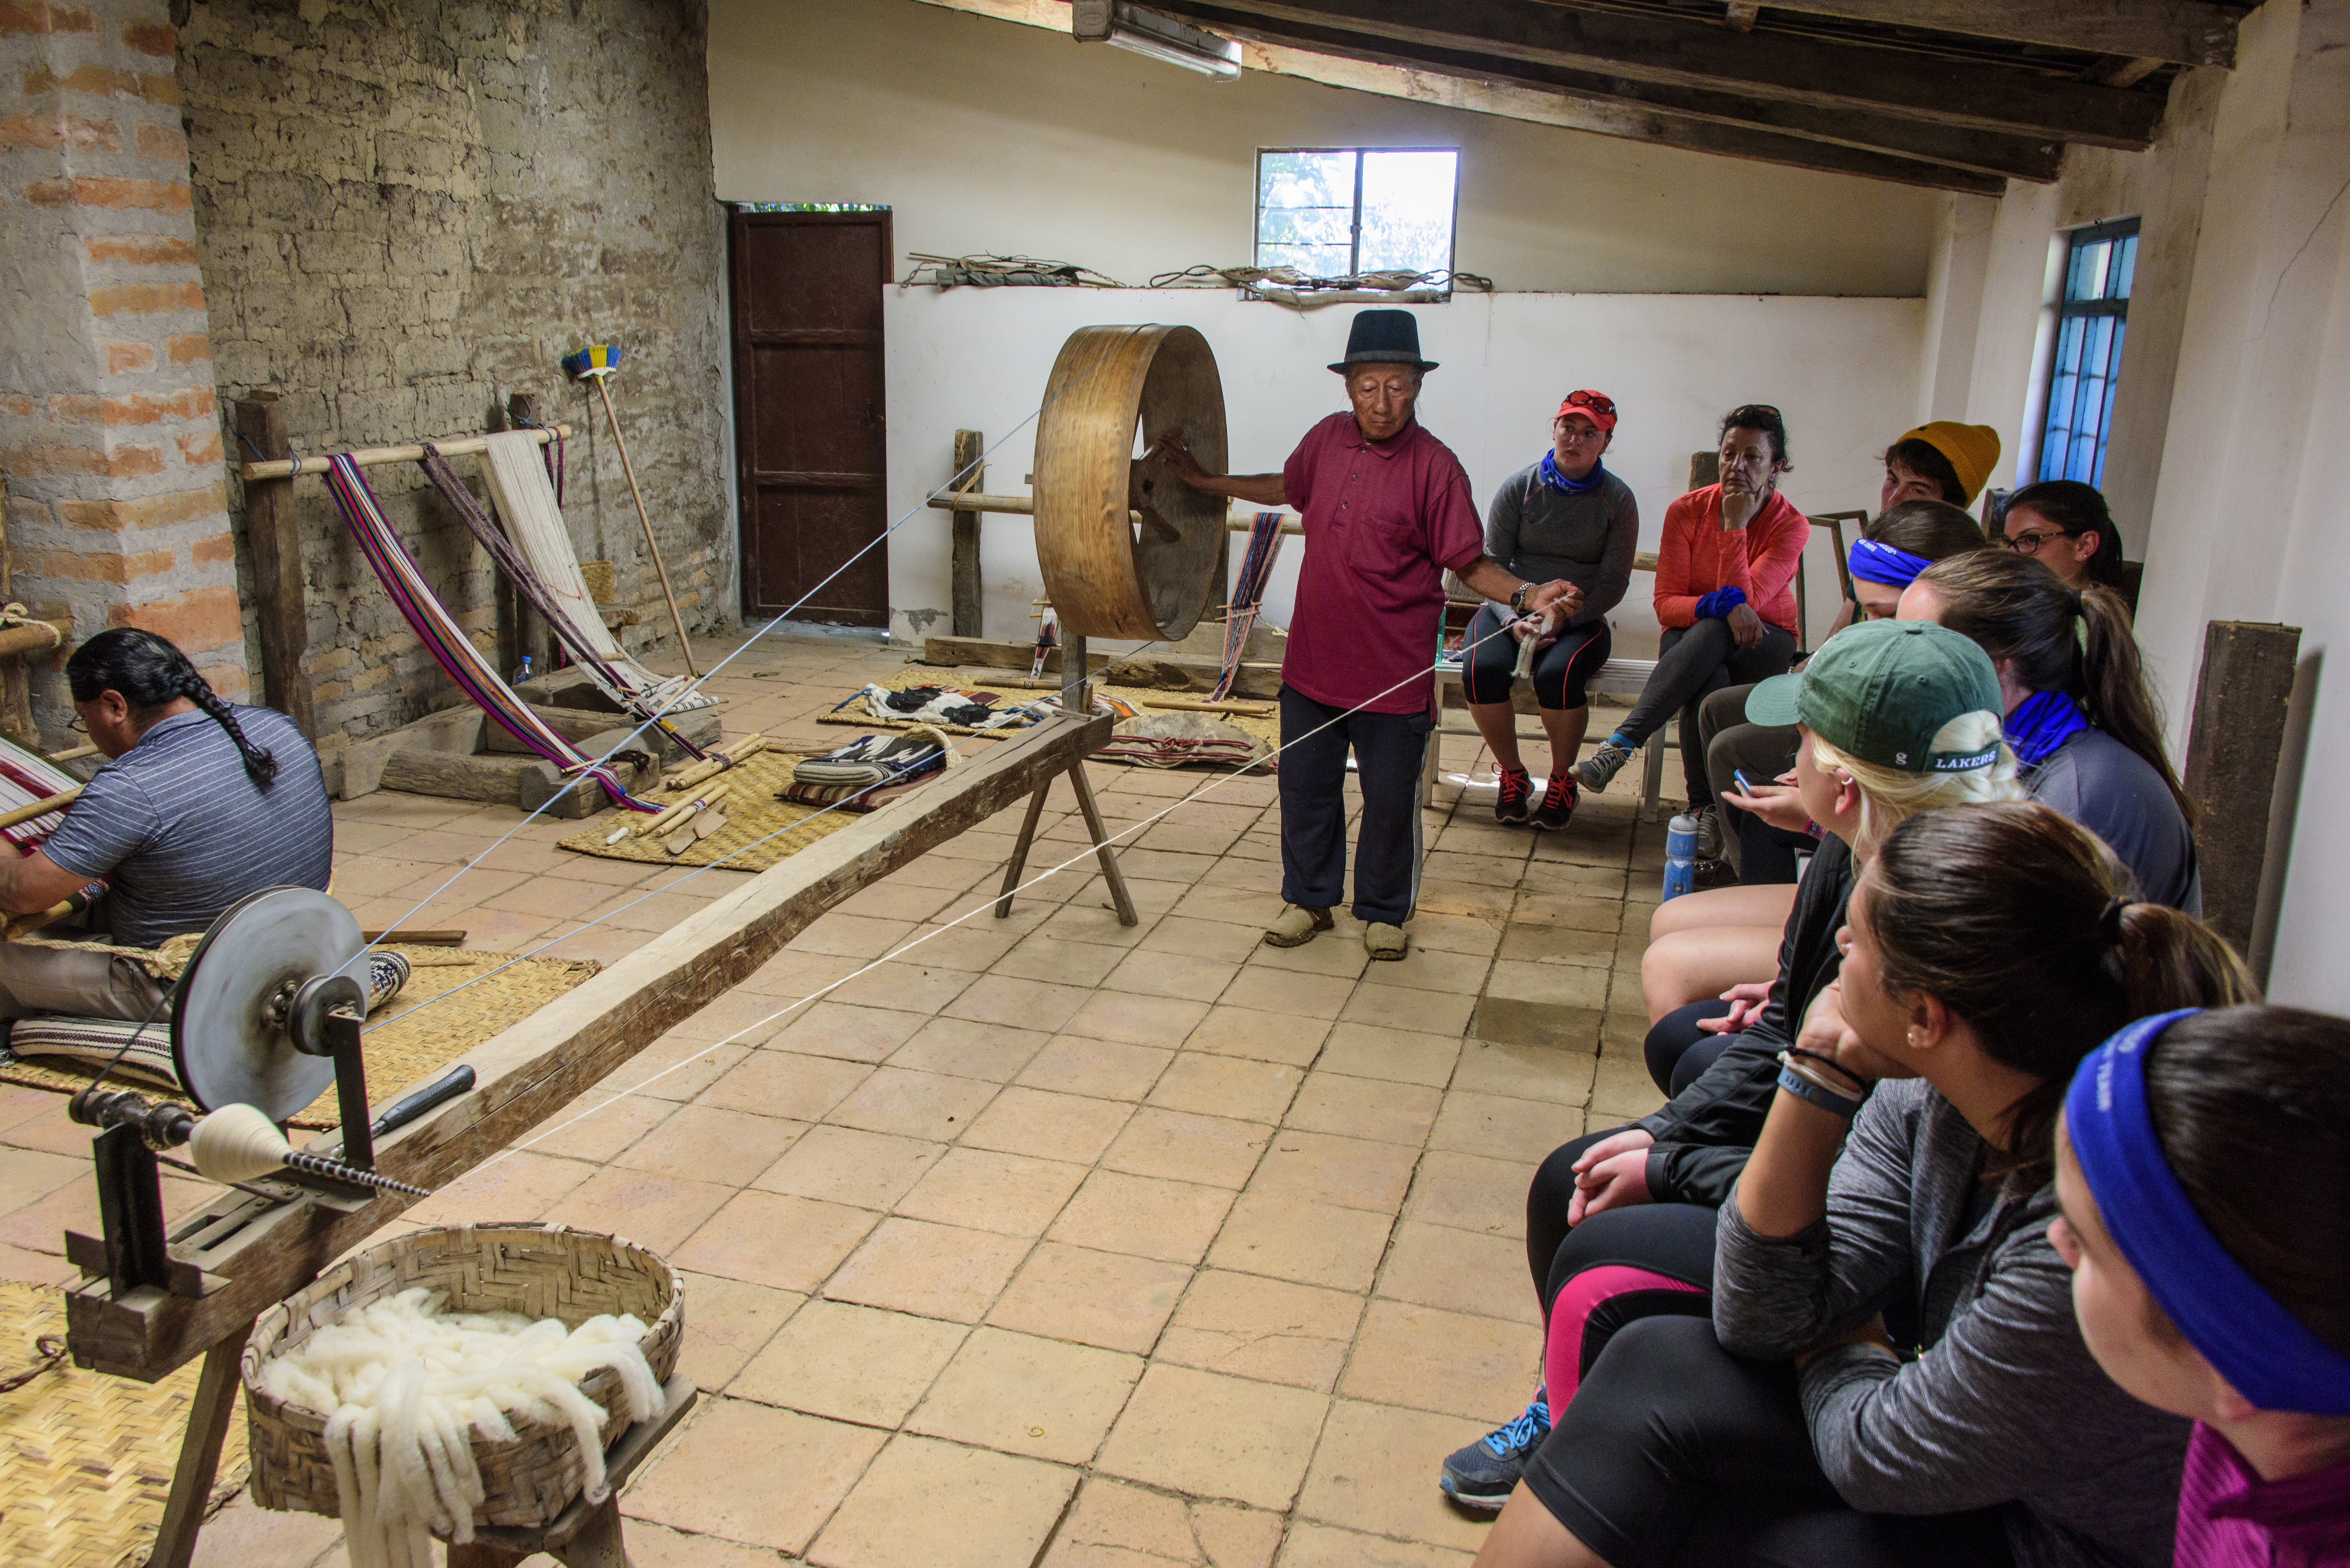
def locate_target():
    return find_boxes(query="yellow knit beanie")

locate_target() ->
[1897,422,2001,506]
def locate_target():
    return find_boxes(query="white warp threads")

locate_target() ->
[477,431,713,713]
[258,1286,662,1568]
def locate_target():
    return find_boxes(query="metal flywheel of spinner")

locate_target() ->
[67,887,459,1301]
[1032,324,1230,643]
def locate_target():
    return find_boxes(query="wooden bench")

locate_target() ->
[1421,509,1865,822]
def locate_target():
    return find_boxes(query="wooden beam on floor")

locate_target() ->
[1757,0,2241,69]
[64,709,1116,1382]
[1158,1,2048,186]
[1175,0,2167,147]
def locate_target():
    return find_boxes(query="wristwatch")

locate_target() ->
[1509,583,1531,614]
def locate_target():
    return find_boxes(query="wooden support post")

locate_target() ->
[0,479,35,747]
[2182,620,2302,959]
[995,778,1053,921]
[233,395,316,736]
[1064,631,1090,715]
[950,429,984,638]
[1066,760,1137,926]
[502,395,554,680]
[148,1317,253,1568]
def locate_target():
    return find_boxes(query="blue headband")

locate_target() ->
[2065,1010,2350,1416]
[1848,538,1936,588]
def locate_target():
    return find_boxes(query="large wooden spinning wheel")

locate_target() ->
[1034,324,1228,642]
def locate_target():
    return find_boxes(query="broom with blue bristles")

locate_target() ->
[564,341,699,678]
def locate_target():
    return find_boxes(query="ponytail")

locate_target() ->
[2075,586,2190,825]
[65,628,278,785]
[1915,551,2194,825]
[1863,801,2255,1193]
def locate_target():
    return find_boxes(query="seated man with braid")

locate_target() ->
[0,628,332,1023]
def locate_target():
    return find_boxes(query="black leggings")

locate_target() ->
[1644,999,1735,1098]
[1460,603,1612,710]
[1522,1208,2017,1568]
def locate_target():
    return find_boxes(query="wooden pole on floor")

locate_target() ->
[591,376,699,679]
[2181,619,2302,961]
[232,394,316,737]
[950,429,984,639]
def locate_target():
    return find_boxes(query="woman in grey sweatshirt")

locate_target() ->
[1479,802,2258,1568]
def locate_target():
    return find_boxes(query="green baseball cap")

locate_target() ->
[1745,619,2003,774]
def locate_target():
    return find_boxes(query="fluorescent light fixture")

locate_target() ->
[1072,1,1242,80]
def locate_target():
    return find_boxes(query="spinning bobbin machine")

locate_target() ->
[64,887,459,1301]
[44,323,1237,1566]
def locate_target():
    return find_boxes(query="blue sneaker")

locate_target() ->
[1439,1390,1550,1511]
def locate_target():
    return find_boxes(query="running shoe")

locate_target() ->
[1494,765,1533,825]
[1532,771,1578,830]
[1440,1390,1551,1511]
[1572,738,1635,794]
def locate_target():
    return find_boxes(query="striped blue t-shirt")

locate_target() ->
[41,706,334,948]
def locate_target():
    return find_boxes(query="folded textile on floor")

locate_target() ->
[840,683,1049,730]
[3,951,412,1089]
[1095,710,1273,771]
[785,729,957,813]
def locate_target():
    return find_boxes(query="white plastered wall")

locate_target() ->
[884,288,1922,660]
[1912,0,2350,1006]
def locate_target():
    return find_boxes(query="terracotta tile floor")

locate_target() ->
[0,631,1680,1568]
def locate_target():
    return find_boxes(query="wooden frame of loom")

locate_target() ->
[60,705,1119,1567]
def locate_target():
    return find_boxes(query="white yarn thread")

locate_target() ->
[259,1285,662,1568]
[191,1103,297,1184]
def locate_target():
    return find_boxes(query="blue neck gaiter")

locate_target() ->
[2005,689,2089,767]
[1540,450,1605,496]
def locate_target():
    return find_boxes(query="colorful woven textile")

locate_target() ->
[0,738,78,852]
[419,443,708,756]
[322,455,652,811]
[1214,511,1289,701]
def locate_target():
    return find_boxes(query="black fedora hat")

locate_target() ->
[1327,308,1437,374]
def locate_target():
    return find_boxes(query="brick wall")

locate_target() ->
[177,0,731,739]
[0,0,250,720]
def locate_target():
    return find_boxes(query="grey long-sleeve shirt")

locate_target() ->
[1483,462,1639,630]
[1714,1081,2190,1568]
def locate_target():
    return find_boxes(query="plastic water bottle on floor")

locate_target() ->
[512,654,534,686]
[1663,813,1698,901]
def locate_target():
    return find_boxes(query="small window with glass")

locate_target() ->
[1254,148,1459,286]
[2036,217,2140,486]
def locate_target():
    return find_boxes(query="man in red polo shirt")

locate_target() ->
[1158,310,1578,960]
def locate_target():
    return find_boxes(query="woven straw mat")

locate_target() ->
[556,746,866,871]
[0,947,599,1129]
[818,670,1280,750]
[0,1281,248,1568]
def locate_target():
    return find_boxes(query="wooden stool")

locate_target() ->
[445,1375,698,1568]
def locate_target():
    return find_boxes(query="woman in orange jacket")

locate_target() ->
[1572,405,1805,812]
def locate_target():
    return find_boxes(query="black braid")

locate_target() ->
[65,627,278,785]
[181,674,277,784]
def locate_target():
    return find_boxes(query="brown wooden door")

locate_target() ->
[730,210,891,627]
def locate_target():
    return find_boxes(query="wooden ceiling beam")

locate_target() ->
[1160,0,2055,183]
[1185,0,2166,146]
[1757,1,2240,69]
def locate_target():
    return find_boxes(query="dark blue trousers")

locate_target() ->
[1277,684,1431,926]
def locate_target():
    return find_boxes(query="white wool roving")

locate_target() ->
[257,1286,662,1568]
